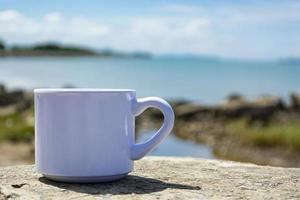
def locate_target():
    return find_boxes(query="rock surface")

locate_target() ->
[0,157,299,200]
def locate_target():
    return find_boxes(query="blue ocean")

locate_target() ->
[1,56,299,104]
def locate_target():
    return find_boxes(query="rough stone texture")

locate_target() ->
[0,157,299,200]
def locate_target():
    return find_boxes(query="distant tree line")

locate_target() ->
[10,43,96,54]
[0,38,151,58]
[0,38,96,54]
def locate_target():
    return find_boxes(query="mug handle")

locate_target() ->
[130,97,175,160]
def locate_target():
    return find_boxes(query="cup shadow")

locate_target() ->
[39,175,201,195]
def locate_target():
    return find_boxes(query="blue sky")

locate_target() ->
[0,0,300,59]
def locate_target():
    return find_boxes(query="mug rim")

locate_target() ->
[34,88,136,93]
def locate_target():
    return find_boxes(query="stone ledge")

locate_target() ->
[0,157,299,199]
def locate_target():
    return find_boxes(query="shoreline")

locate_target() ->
[137,93,300,167]
[0,51,151,58]
[0,41,152,58]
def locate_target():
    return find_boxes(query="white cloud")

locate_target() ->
[215,1,300,27]
[0,10,111,45]
[103,17,212,54]
[0,10,22,21]
[44,12,62,23]
[67,17,111,37]
[157,1,300,58]
[0,10,39,35]
[0,10,212,54]
[161,1,300,24]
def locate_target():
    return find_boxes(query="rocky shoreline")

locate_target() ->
[0,84,299,167]
[137,93,300,167]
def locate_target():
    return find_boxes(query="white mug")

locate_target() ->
[34,89,174,183]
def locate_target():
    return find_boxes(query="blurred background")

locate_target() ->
[0,0,299,167]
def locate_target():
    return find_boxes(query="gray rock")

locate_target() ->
[290,93,300,111]
[0,89,25,107]
[0,84,6,94]
[175,103,210,120]
[0,157,299,199]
